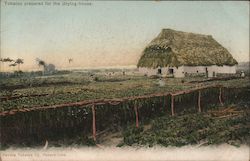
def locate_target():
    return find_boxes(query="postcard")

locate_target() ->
[0,1,249,161]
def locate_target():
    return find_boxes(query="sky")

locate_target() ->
[1,1,249,71]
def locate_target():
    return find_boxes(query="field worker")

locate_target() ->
[241,71,245,78]
[158,78,165,86]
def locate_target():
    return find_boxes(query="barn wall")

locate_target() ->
[183,65,236,77]
[172,66,184,78]
[138,67,170,76]
[183,66,206,74]
[210,65,236,74]
[139,65,236,78]
[161,67,169,75]
[207,65,236,77]
[138,67,157,76]
[138,67,185,77]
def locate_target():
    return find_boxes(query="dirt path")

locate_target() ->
[97,123,152,147]
[98,131,123,147]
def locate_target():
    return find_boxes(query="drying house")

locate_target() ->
[137,29,237,78]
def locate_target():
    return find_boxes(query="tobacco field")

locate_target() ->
[120,102,250,147]
[0,72,249,148]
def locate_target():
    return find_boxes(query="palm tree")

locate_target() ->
[68,58,73,71]
[9,63,17,72]
[3,58,14,62]
[0,58,2,72]
[68,58,73,64]
[15,58,24,71]
[36,58,46,75]
[36,58,46,68]
[0,57,14,72]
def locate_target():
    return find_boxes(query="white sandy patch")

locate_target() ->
[0,144,249,161]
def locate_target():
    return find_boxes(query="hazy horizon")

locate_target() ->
[1,1,249,71]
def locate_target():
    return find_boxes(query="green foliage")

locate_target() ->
[121,106,250,147]
[123,126,144,146]
[0,74,249,112]
[94,77,99,81]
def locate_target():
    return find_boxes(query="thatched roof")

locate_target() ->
[137,29,237,68]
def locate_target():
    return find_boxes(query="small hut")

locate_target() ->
[137,29,238,78]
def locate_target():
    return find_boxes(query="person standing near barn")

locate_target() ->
[240,71,245,78]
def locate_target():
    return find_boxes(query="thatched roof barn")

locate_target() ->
[138,29,238,78]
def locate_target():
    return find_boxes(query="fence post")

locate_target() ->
[219,87,223,106]
[134,101,139,128]
[171,94,174,116]
[198,90,201,112]
[165,95,168,113]
[91,105,96,141]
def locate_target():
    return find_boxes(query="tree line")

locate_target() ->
[0,58,24,71]
[0,57,73,73]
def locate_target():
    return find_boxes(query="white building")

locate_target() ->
[139,65,236,78]
[137,29,238,78]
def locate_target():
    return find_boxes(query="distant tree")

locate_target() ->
[3,58,14,62]
[0,57,14,72]
[68,58,73,71]
[68,58,73,64]
[9,63,17,67]
[9,63,17,72]
[36,58,46,68]
[36,58,46,75]
[15,58,24,71]
[0,58,2,72]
